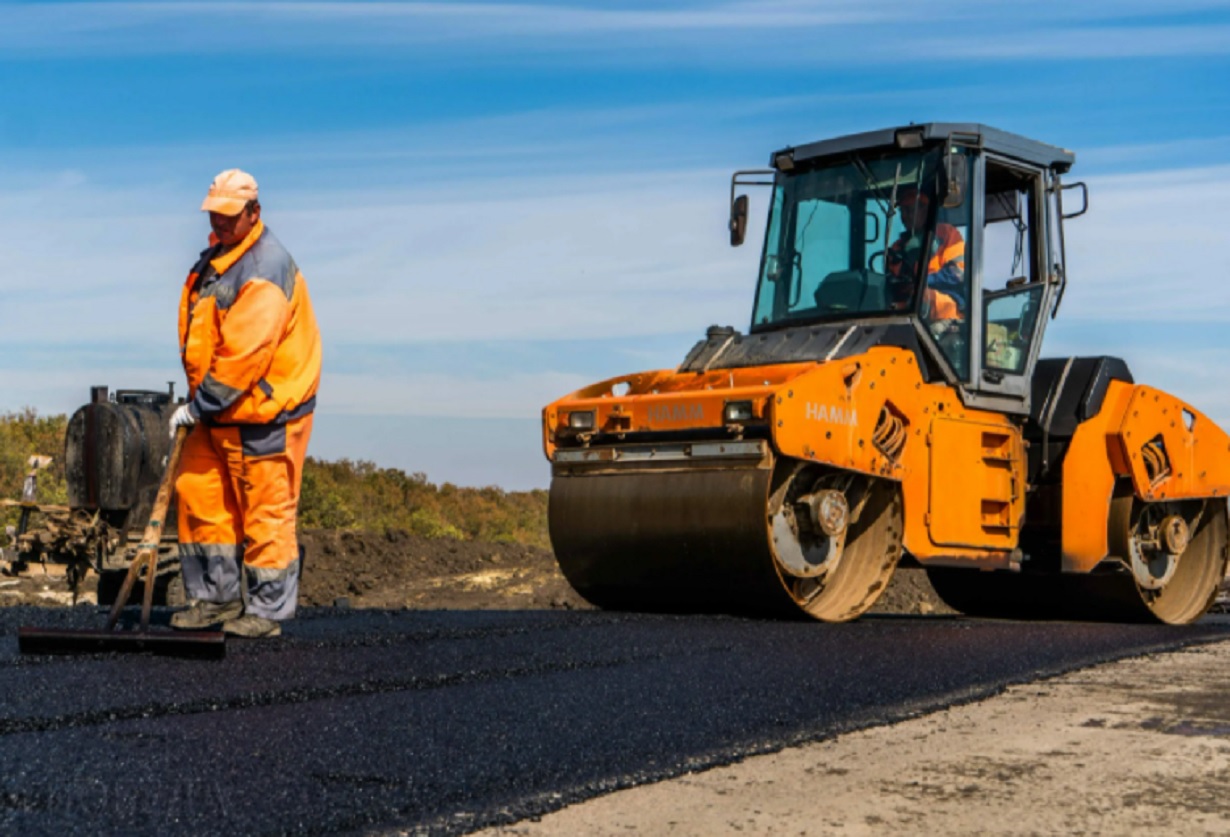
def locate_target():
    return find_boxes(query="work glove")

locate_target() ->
[169,402,198,439]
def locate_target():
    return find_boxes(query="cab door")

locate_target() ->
[967,156,1057,410]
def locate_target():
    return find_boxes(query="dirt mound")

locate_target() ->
[297,529,589,611]
[871,565,955,616]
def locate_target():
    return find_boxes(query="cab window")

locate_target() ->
[982,162,1045,375]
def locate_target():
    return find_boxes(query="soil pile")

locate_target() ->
[297,529,589,611]
[870,566,954,615]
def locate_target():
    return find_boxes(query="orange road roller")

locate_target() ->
[542,123,1230,624]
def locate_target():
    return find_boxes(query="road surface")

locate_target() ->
[1,606,1225,835]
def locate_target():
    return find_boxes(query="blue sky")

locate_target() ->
[2,1,1229,489]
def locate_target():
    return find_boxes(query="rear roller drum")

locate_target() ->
[928,498,1228,624]
[1106,497,1227,624]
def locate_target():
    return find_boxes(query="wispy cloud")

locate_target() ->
[939,24,1230,59]
[1060,164,1230,321]
[0,166,763,344]
[1081,135,1230,171]
[1046,320,1230,429]
[4,1,1230,63]
[321,369,593,419]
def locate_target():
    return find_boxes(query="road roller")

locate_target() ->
[542,122,1230,624]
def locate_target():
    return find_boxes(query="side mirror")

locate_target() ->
[1061,181,1089,219]
[941,153,967,209]
[729,194,749,247]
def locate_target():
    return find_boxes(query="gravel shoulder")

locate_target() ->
[483,628,1230,836]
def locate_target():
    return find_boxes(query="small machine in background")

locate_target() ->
[3,385,185,604]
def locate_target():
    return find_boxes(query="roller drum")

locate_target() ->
[549,442,903,620]
[550,464,797,616]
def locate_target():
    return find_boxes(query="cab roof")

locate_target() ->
[771,123,1076,174]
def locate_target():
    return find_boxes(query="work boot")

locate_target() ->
[170,599,243,630]
[222,614,282,638]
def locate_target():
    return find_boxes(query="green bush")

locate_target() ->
[297,466,357,529]
[0,409,69,527]
[297,457,549,548]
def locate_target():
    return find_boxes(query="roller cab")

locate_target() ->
[544,123,1230,623]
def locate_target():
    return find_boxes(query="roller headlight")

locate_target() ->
[568,410,596,431]
[723,400,754,423]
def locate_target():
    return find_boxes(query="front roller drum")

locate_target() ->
[549,451,904,621]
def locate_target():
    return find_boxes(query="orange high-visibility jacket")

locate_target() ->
[888,224,966,286]
[178,221,321,424]
[887,223,966,320]
[923,224,965,277]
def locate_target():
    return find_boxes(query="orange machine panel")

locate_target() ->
[1114,385,1230,502]
[770,347,931,479]
[1062,380,1230,573]
[542,363,815,459]
[1059,381,1131,573]
[927,418,1025,551]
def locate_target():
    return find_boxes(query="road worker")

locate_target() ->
[169,169,322,638]
[885,185,965,322]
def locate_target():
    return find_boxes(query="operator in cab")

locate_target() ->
[885,185,965,325]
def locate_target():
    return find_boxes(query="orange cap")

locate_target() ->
[201,168,258,215]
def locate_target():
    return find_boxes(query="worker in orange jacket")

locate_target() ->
[886,186,965,322]
[169,169,322,638]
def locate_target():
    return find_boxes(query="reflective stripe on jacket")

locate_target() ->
[926,224,965,278]
[178,221,322,424]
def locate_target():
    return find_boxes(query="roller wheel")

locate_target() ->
[767,470,903,622]
[1106,496,1228,624]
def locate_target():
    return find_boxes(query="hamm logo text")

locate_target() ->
[648,404,704,422]
[805,403,858,426]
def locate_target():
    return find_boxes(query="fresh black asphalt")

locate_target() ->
[0,605,1226,836]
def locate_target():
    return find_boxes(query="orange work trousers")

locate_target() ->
[175,414,313,620]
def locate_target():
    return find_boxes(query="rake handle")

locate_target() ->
[106,424,190,631]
